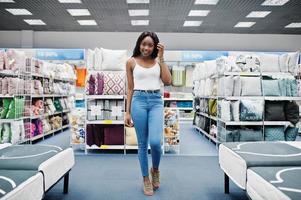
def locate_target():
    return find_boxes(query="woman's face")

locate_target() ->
[140,36,154,57]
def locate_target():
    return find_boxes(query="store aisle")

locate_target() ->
[179,122,218,156]
[43,155,247,200]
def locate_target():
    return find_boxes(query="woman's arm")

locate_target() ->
[157,43,172,85]
[125,58,135,126]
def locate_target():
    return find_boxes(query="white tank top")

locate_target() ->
[133,59,161,90]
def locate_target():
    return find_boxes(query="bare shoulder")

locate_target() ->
[126,57,135,70]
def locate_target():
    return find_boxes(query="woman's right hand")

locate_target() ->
[125,112,134,127]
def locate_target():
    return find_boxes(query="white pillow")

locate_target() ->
[217,77,224,97]
[216,57,226,76]
[86,49,95,70]
[279,53,288,72]
[193,81,200,96]
[233,76,241,96]
[231,101,240,121]
[260,54,280,72]
[204,78,211,96]
[287,51,300,75]
[205,60,217,78]
[200,80,206,96]
[224,76,234,96]
[220,100,231,121]
[101,48,127,71]
[94,47,102,70]
[210,79,218,96]
[241,77,262,96]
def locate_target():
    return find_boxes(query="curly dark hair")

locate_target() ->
[132,31,159,59]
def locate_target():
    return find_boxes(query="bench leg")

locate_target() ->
[63,172,69,194]
[224,173,229,194]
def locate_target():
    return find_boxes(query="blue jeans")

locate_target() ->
[131,90,164,177]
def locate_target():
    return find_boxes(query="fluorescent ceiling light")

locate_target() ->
[67,9,90,16]
[261,0,290,6]
[285,23,301,28]
[0,0,15,3]
[234,22,256,28]
[246,11,271,18]
[183,21,202,27]
[58,0,82,3]
[24,19,46,25]
[128,9,149,16]
[6,8,32,15]
[194,0,219,5]
[188,10,210,16]
[77,20,97,25]
[131,20,149,26]
[127,0,149,3]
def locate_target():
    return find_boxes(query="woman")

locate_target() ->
[125,31,172,196]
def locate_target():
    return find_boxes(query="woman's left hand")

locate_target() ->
[157,43,165,59]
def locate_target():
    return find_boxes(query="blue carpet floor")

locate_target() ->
[37,128,248,200]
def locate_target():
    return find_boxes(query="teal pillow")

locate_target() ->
[278,79,287,96]
[218,127,239,142]
[239,129,263,142]
[285,127,299,141]
[262,80,281,96]
[286,79,292,96]
[290,79,298,97]
[264,126,285,141]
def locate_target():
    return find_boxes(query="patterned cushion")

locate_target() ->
[264,126,285,141]
[103,71,125,95]
[240,99,263,121]
[285,127,299,141]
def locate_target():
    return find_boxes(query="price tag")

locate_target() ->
[103,120,113,124]
[90,105,102,116]
[100,145,109,149]
[111,106,122,117]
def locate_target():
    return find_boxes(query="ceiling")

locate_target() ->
[0,0,301,34]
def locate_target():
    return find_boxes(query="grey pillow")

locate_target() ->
[241,77,262,96]
[262,80,281,96]
[264,126,285,141]
[239,129,263,142]
[265,101,286,121]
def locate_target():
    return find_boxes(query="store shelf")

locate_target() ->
[165,107,193,111]
[0,70,19,77]
[264,97,301,101]
[86,120,124,125]
[32,94,69,98]
[31,73,44,78]
[0,117,30,122]
[62,124,70,129]
[263,121,292,126]
[44,128,63,136]
[219,120,263,126]
[125,145,150,150]
[224,72,261,76]
[196,112,217,121]
[30,134,44,141]
[31,114,44,119]
[222,96,301,101]
[194,125,218,144]
[86,145,125,150]
[0,95,14,98]
[196,96,219,99]
[179,118,193,121]
[86,95,124,99]
[224,96,264,100]
[261,72,295,77]
[164,98,193,101]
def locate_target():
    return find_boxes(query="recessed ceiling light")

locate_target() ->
[58,0,82,3]
[188,10,210,17]
[67,9,90,16]
[24,19,46,25]
[127,0,149,3]
[131,20,149,26]
[183,21,202,27]
[194,0,219,5]
[77,20,97,25]
[285,23,301,28]
[234,22,256,28]
[6,8,32,15]
[128,9,149,16]
[0,0,15,3]
[246,11,271,18]
[261,0,290,6]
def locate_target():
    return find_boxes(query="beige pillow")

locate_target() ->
[125,127,137,145]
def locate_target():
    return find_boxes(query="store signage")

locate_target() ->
[36,49,84,60]
[181,51,228,62]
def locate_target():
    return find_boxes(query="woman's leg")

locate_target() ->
[131,97,149,177]
[148,102,164,169]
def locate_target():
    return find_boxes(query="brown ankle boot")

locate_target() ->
[143,179,153,196]
[150,168,160,190]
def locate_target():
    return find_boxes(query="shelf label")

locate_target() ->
[111,106,122,117]
[36,49,84,60]
[100,145,109,149]
[90,105,102,116]
[103,120,113,124]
